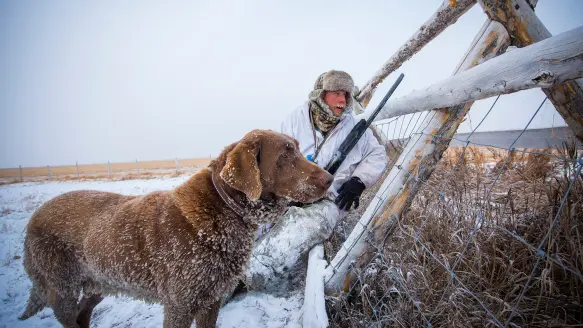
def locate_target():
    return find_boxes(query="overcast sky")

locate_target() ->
[1,0,582,168]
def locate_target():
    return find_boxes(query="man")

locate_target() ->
[281,70,387,212]
[245,70,387,291]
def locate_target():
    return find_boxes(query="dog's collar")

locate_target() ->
[211,172,248,218]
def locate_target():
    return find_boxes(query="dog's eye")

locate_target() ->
[280,144,295,162]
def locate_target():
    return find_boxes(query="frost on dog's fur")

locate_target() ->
[19,129,332,328]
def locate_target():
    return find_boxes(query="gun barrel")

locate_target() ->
[365,73,404,126]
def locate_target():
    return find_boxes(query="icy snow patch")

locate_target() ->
[0,178,303,327]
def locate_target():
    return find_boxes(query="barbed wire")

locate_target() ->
[329,95,582,327]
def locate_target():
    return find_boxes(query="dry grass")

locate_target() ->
[326,143,583,327]
[0,158,212,184]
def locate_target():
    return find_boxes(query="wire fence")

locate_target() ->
[327,96,583,327]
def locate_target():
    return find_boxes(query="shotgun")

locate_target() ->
[325,73,404,175]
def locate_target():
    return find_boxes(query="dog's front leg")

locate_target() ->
[163,304,196,328]
[76,294,103,328]
[194,300,221,328]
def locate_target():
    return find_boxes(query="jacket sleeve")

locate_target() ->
[351,128,387,188]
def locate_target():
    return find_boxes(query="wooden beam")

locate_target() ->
[478,0,583,142]
[302,245,329,328]
[358,26,583,122]
[356,0,477,109]
[324,19,512,293]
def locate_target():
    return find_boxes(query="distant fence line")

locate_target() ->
[0,158,213,183]
[3,127,581,185]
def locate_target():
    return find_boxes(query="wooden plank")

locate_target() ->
[478,0,583,142]
[358,26,583,122]
[356,0,477,109]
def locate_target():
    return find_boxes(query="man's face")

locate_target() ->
[324,90,347,117]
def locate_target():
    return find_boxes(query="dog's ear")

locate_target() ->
[220,131,262,201]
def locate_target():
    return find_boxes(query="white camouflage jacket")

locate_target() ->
[280,101,387,198]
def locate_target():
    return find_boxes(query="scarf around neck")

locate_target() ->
[308,89,342,133]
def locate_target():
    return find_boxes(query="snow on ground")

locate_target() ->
[0,177,303,328]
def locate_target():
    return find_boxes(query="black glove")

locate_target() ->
[335,176,366,211]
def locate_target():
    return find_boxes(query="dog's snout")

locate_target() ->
[319,171,333,188]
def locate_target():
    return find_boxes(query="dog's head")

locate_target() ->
[216,129,333,204]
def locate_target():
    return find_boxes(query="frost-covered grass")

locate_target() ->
[0,177,303,328]
[326,144,583,327]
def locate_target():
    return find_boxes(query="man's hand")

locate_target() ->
[335,176,366,211]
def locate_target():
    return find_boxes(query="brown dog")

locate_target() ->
[19,129,333,328]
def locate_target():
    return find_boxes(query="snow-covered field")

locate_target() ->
[0,177,303,328]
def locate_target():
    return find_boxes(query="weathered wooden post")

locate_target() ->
[325,17,513,293]
[19,165,23,182]
[356,0,477,109]
[359,27,583,121]
[355,0,477,168]
[324,1,583,292]
[47,165,51,180]
[478,0,583,142]
[108,161,111,179]
[76,161,80,178]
